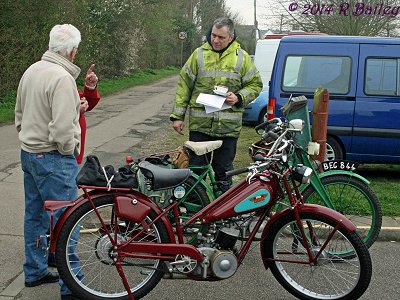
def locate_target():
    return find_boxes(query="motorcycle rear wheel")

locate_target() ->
[56,195,169,300]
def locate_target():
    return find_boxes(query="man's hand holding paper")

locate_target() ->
[196,93,232,113]
[196,93,226,109]
[224,92,240,106]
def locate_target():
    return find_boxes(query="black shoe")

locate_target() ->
[61,294,81,300]
[48,253,57,268]
[25,271,59,287]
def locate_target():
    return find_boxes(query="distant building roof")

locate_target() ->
[262,30,327,39]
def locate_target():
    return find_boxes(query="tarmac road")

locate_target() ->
[0,75,399,300]
[3,242,400,300]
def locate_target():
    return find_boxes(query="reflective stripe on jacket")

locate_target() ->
[170,40,262,138]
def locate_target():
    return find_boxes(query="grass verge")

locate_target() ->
[0,91,17,124]
[357,164,400,217]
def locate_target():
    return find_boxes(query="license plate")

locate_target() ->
[321,160,359,172]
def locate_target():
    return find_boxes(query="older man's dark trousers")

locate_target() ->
[189,131,238,193]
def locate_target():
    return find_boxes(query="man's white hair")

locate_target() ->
[49,24,81,56]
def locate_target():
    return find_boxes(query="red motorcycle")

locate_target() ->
[45,118,372,300]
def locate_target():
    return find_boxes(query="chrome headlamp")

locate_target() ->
[292,164,313,184]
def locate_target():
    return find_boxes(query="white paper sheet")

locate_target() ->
[196,93,226,109]
[204,103,232,113]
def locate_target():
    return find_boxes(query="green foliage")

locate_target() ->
[79,0,146,77]
[135,0,183,68]
[0,1,56,95]
[0,0,250,100]
[1,0,235,98]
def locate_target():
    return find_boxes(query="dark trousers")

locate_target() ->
[189,131,238,192]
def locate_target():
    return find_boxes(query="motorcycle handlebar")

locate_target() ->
[267,131,280,140]
[253,154,267,162]
[254,120,270,132]
[226,167,250,177]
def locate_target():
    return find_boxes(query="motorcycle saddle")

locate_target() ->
[184,140,223,156]
[138,161,191,191]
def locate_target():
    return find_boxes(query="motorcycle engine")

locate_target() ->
[190,247,238,279]
[189,225,240,279]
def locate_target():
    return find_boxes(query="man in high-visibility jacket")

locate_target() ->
[170,17,262,192]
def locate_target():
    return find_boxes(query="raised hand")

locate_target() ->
[85,64,98,88]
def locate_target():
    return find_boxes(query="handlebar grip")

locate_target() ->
[226,167,249,177]
[268,131,280,140]
[253,154,267,162]
[254,120,270,132]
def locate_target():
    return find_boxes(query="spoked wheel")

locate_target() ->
[262,212,372,300]
[56,195,170,300]
[302,175,382,248]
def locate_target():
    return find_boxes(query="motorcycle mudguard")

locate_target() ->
[260,204,356,269]
[48,190,175,253]
[318,170,370,185]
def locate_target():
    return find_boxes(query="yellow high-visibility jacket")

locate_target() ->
[170,40,262,138]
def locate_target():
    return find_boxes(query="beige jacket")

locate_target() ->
[15,51,81,156]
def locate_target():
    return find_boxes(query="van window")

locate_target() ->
[282,55,351,94]
[365,58,397,96]
[254,39,280,89]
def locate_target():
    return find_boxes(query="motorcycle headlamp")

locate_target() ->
[292,164,313,184]
[289,119,304,131]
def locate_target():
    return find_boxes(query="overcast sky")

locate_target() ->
[225,0,272,28]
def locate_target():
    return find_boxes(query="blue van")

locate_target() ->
[269,35,400,164]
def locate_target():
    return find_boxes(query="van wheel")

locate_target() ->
[258,107,268,124]
[325,136,343,161]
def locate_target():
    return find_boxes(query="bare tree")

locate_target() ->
[264,0,400,36]
[193,0,241,36]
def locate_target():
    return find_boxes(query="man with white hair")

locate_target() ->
[15,24,83,299]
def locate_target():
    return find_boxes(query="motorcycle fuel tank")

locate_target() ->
[203,177,278,222]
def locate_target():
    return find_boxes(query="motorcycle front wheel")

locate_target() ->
[56,195,169,300]
[262,212,372,300]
